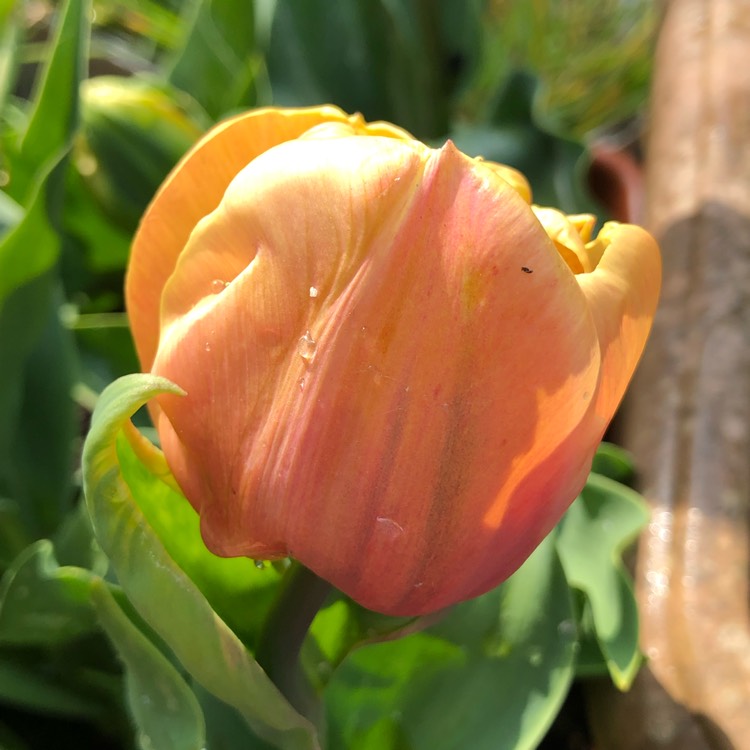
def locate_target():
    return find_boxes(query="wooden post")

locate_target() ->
[588,0,750,747]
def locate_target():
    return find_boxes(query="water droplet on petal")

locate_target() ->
[211,279,228,293]
[376,516,404,537]
[297,330,317,362]
[309,286,319,298]
[298,377,306,391]
[204,342,211,352]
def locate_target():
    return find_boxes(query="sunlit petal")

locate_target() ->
[576,221,661,425]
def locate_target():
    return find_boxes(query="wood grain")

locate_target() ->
[589,1,750,748]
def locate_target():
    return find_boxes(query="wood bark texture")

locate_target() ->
[588,0,750,748]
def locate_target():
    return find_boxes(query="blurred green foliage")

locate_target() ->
[0,1,655,748]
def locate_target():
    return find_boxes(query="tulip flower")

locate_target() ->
[126,105,660,617]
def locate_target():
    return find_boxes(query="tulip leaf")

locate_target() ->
[0,0,89,307]
[0,541,99,647]
[62,165,133,273]
[0,0,22,114]
[70,312,141,396]
[115,427,284,647]
[0,275,78,540]
[0,653,110,721]
[556,472,648,690]
[5,0,89,205]
[82,373,321,750]
[0,0,88,538]
[78,77,208,232]
[195,683,279,750]
[0,721,25,750]
[267,0,460,138]
[51,500,110,574]
[449,72,597,216]
[5,284,78,537]
[166,0,259,120]
[91,579,207,750]
[0,191,22,237]
[309,596,420,681]
[0,498,29,571]
[325,533,577,750]
[591,441,636,485]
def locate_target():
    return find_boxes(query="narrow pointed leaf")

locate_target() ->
[82,374,320,750]
[0,0,89,307]
[91,580,207,750]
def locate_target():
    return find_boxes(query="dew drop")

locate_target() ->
[204,342,211,352]
[309,286,319,298]
[211,278,228,293]
[298,377,306,391]
[297,330,317,361]
[254,560,265,570]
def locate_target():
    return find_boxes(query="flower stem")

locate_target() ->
[254,562,331,720]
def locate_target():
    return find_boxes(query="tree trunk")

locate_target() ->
[588,1,750,748]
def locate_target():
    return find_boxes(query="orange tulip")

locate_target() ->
[126,105,660,616]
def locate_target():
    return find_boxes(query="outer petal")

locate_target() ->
[126,105,413,371]
[576,221,661,426]
[151,135,606,616]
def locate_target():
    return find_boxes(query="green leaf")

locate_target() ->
[326,533,577,750]
[82,374,321,750]
[0,0,90,308]
[76,76,209,231]
[52,500,109,573]
[0,654,107,720]
[62,167,132,274]
[0,190,22,237]
[116,428,284,646]
[0,498,30,571]
[0,720,27,750]
[556,473,649,689]
[0,185,62,306]
[7,0,89,204]
[0,541,98,647]
[91,579,207,750]
[449,72,597,214]
[0,0,23,118]
[0,275,60,533]
[68,311,140,395]
[196,683,278,750]
[167,0,259,119]
[5,284,78,536]
[267,0,455,138]
[309,595,419,683]
[591,442,635,485]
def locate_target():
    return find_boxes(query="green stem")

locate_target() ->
[254,562,331,719]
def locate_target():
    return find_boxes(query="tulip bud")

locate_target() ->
[76,76,210,230]
[126,105,660,616]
